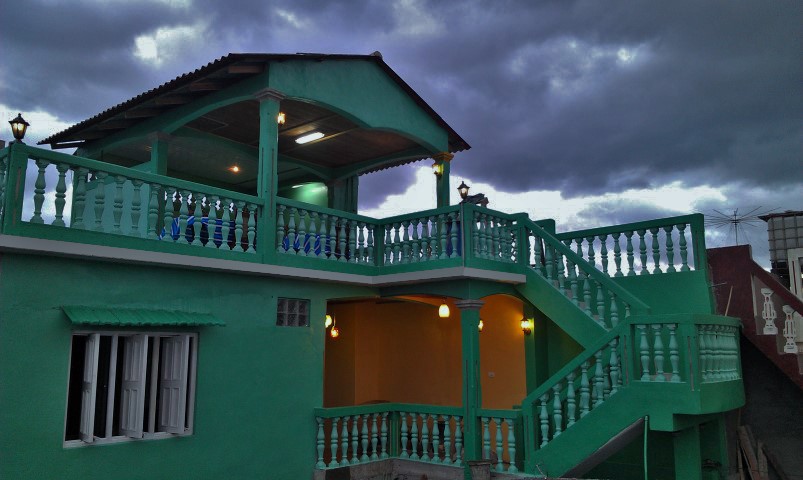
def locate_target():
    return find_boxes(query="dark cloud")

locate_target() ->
[2,0,800,205]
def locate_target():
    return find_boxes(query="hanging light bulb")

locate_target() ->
[478,319,484,332]
[438,299,450,318]
[324,314,333,328]
[330,325,340,338]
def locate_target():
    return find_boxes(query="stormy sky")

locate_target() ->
[1,0,800,266]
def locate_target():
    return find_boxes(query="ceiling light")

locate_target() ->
[295,132,324,144]
[438,300,450,318]
[324,314,333,328]
[229,165,240,173]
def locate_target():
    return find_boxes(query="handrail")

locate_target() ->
[314,402,462,418]
[555,214,701,241]
[522,217,651,315]
[276,197,377,224]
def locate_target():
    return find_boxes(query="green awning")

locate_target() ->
[62,306,225,327]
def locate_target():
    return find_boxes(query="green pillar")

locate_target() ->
[455,299,483,463]
[674,425,702,480]
[327,175,359,213]
[700,415,729,479]
[255,88,283,263]
[148,132,170,175]
[433,152,453,208]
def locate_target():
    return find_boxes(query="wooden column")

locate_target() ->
[148,132,170,175]
[456,298,483,463]
[255,88,284,263]
[433,152,453,208]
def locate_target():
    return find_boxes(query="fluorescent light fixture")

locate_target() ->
[295,132,324,144]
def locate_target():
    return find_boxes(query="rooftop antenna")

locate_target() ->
[704,207,778,246]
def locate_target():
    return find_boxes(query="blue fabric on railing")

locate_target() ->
[282,233,326,256]
[160,216,235,247]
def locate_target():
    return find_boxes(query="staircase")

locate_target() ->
[510,216,743,477]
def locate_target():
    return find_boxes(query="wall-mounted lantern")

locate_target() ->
[457,181,470,200]
[521,318,533,335]
[432,162,444,177]
[9,113,29,144]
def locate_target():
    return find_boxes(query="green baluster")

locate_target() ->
[191,193,203,245]
[625,231,636,276]
[400,412,410,459]
[599,234,609,275]
[285,207,297,254]
[380,412,389,459]
[582,272,593,316]
[580,361,591,417]
[668,324,681,382]
[609,292,619,328]
[358,221,366,263]
[360,414,369,462]
[430,414,440,463]
[421,413,430,462]
[233,200,246,252]
[93,171,108,231]
[638,325,651,381]
[370,413,379,461]
[275,204,286,253]
[330,216,339,261]
[205,196,218,249]
[247,203,257,252]
[429,216,438,259]
[72,167,89,230]
[495,418,504,471]
[595,281,606,328]
[538,395,549,447]
[637,229,648,275]
[384,224,392,264]
[713,326,723,381]
[329,417,340,468]
[568,258,579,306]
[593,350,605,407]
[677,223,690,271]
[31,159,48,224]
[449,212,459,258]
[653,325,666,382]
[366,224,375,264]
[650,227,661,273]
[532,233,544,276]
[664,226,676,272]
[473,211,481,258]
[130,180,143,236]
[506,418,517,473]
[315,417,325,469]
[612,232,623,277]
[552,384,563,437]
[609,339,620,394]
[603,364,611,399]
[566,372,576,427]
[392,222,401,263]
[442,416,452,465]
[556,252,567,297]
[493,219,501,260]
[349,219,358,263]
[147,183,160,238]
[177,190,190,244]
[699,325,709,382]
[454,416,463,467]
[438,214,448,260]
[482,416,491,459]
[351,415,359,464]
[586,235,596,267]
[418,218,428,262]
[219,199,231,249]
[296,209,307,256]
[318,213,328,258]
[401,220,410,264]
[53,163,69,227]
[574,238,583,259]
[544,244,554,281]
[309,212,320,257]
[410,414,419,460]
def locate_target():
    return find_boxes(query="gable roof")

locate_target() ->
[40,53,470,153]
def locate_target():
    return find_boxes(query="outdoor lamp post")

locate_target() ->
[457,181,470,200]
[9,113,29,143]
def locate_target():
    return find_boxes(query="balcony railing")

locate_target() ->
[0,144,710,284]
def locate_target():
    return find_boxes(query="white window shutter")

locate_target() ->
[79,334,100,443]
[158,335,190,434]
[119,335,148,438]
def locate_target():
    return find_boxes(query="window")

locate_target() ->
[64,332,197,445]
[276,298,310,327]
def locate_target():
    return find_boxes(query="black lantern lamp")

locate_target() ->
[9,113,29,144]
[457,180,470,200]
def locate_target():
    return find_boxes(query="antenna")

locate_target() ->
[704,207,779,246]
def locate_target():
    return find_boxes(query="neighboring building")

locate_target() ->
[759,210,803,299]
[0,53,743,479]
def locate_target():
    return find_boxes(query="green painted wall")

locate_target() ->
[268,60,448,153]
[0,253,372,480]
[277,182,328,207]
[613,271,714,315]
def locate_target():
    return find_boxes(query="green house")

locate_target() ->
[0,53,743,479]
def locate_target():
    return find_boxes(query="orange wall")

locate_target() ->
[323,296,526,409]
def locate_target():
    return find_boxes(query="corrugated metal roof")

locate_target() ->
[40,52,470,153]
[62,306,225,327]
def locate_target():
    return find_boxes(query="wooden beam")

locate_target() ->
[228,64,264,74]
[189,81,224,92]
[125,108,163,119]
[155,95,194,106]
[97,120,136,130]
